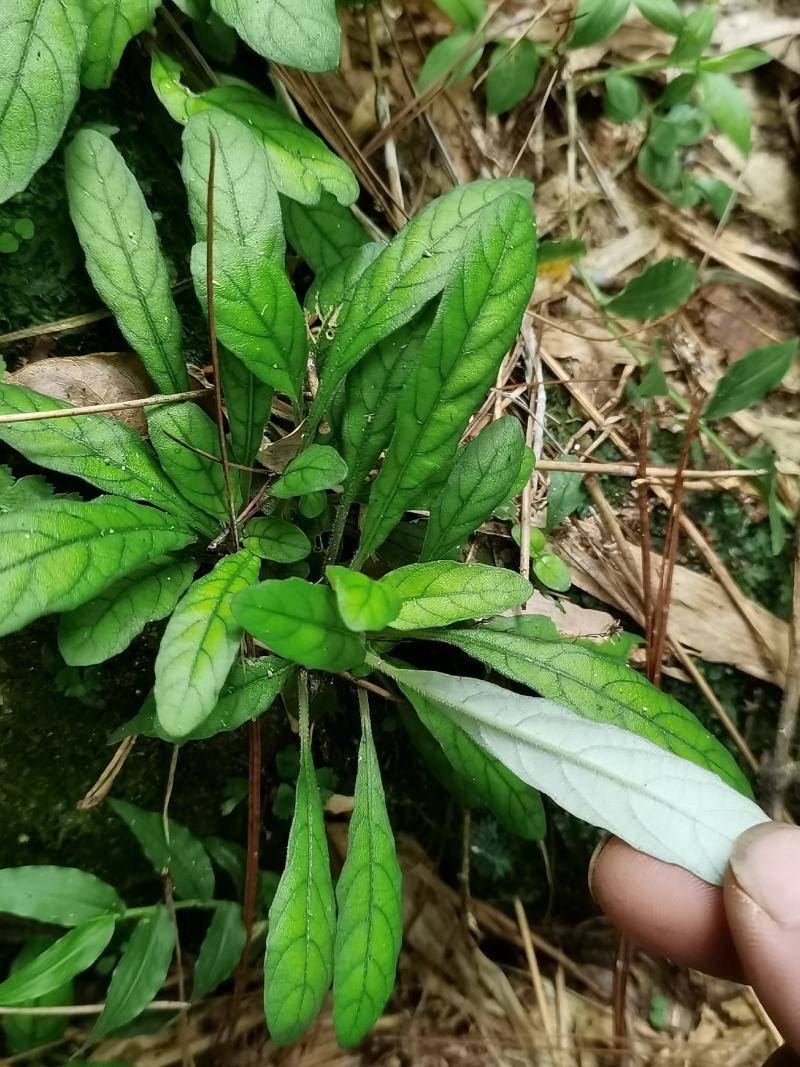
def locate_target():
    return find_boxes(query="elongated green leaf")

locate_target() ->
[384,665,767,885]
[59,557,196,666]
[433,0,485,28]
[0,0,86,203]
[2,936,73,1055]
[192,902,246,1000]
[340,316,431,512]
[669,8,714,64]
[204,838,279,910]
[212,0,339,71]
[633,0,683,34]
[113,655,294,742]
[155,550,260,738]
[604,257,696,319]
[567,0,629,49]
[309,241,385,324]
[326,566,401,631]
[233,577,365,671]
[0,497,195,638]
[704,339,798,420]
[486,39,539,115]
[92,907,175,1039]
[416,31,484,93]
[0,867,124,926]
[65,130,187,394]
[147,401,240,523]
[201,84,358,206]
[244,517,311,563]
[219,347,272,480]
[309,179,533,435]
[546,463,585,531]
[281,194,370,276]
[0,382,215,535]
[181,110,284,259]
[397,702,479,809]
[700,48,771,74]
[604,73,642,123]
[379,562,531,631]
[700,71,751,155]
[271,445,347,498]
[422,625,751,794]
[193,242,306,404]
[421,417,530,562]
[398,682,545,840]
[110,799,215,900]
[150,49,193,123]
[333,696,401,1046]
[355,194,536,561]
[0,917,115,1006]
[81,0,159,89]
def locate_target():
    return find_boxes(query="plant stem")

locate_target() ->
[576,58,674,86]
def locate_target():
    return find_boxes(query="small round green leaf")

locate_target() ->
[532,552,571,592]
[244,517,311,563]
[270,445,348,499]
[326,566,401,631]
[486,39,539,115]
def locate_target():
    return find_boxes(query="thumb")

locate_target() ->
[724,822,800,1051]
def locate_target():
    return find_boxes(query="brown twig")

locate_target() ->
[0,389,207,424]
[765,524,800,817]
[638,409,655,681]
[76,737,136,811]
[337,671,402,703]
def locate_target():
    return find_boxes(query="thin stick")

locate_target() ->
[638,410,655,681]
[0,1001,191,1016]
[162,746,193,1067]
[205,133,239,549]
[507,65,560,177]
[76,736,136,811]
[766,524,800,817]
[0,389,207,424]
[514,898,557,1050]
[337,671,402,703]
[534,459,766,481]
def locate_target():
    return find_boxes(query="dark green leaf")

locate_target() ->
[567,0,629,49]
[532,552,571,592]
[420,625,752,794]
[0,382,215,535]
[421,417,531,561]
[193,242,306,404]
[537,238,586,264]
[2,936,73,1054]
[694,177,733,220]
[397,679,546,840]
[0,0,86,203]
[700,71,751,155]
[110,799,215,900]
[704,340,798,420]
[416,31,484,93]
[486,39,539,114]
[0,867,124,926]
[546,463,585,531]
[700,48,771,74]
[59,557,197,666]
[264,693,335,1043]
[299,490,328,519]
[355,193,537,561]
[379,561,532,631]
[604,257,696,319]
[326,566,401,631]
[219,346,273,482]
[244,517,311,563]
[154,550,260,738]
[0,918,115,1006]
[281,193,371,276]
[234,578,366,671]
[65,130,187,394]
[81,0,159,89]
[333,696,402,1046]
[432,0,485,28]
[635,357,670,398]
[397,701,479,808]
[271,445,348,498]
[669,8,715,64]
[181,110,284,258]
[603,73,642,123]
[309,241,385,325]
[211,0,340,72]
[0,498,195,638]
[633,0,683,35]
[92,907,175,1039]
[192,902,246,1000]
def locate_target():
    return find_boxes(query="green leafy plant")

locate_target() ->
[0,2,771,1052]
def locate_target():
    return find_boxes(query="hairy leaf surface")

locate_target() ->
[0,382,214,535]
[59,557,196,666]
[0,867,124,926]
[155,550,260,738]
[0,0,86,203]
[147,401,240,522]
[219,347,273,481]
[0,498,195,638]
[0,918,115,1006]
[65,130,187,393]
[385,666,767,884]
[81,0,159,89]
[192,902,246,1000]
[181,110,284,258]
[233,578,365,671]
[211,0,339,72]
[421,416,531,561]
[110,799,215,900]
[92,907,174,1038]
[309,178,533,434]
[379,562,531,631]
[424,626,751,793]
[333,699,402,1046]
[281,193,370,275]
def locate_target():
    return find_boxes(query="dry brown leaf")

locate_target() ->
[7,353,155,433]
[506,591,620,640]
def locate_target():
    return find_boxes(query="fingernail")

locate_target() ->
[730,822,800,929]
[588,833,612,901]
